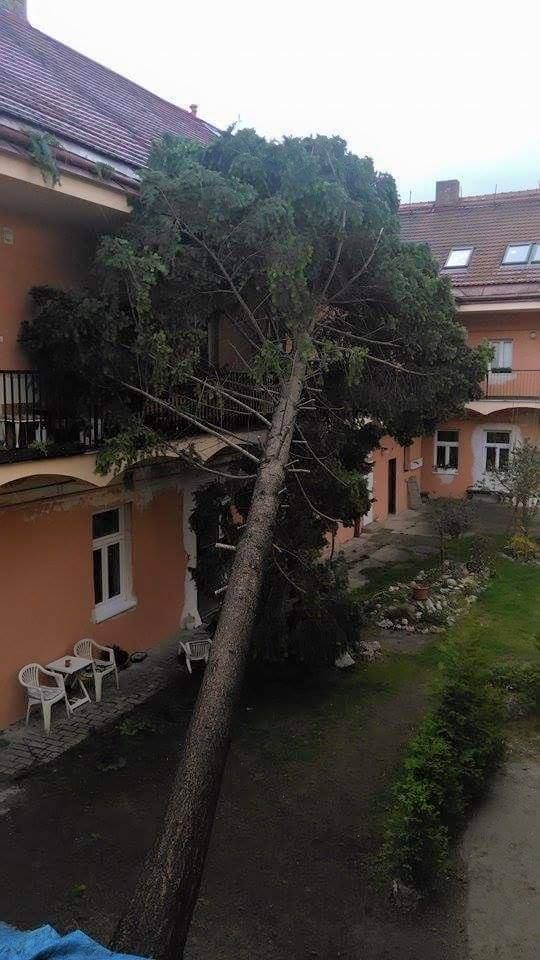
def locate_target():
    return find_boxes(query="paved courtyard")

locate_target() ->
[0,497,533,783]
[340,497,531,588]
[0,637,183,782]
[341,509,438,587]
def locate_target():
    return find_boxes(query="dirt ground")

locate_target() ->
[0,659,468,960]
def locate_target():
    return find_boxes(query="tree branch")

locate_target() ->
[328,228,384,302]
[321,209,347,298]
[107,376,261,464]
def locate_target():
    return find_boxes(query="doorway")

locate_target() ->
[388,458,397,515]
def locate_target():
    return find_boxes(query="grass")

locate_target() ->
[241,546,539,770]
[442,555,540,666]
[352,533,486,600]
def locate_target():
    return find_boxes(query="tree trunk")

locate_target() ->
[111,351,308,960]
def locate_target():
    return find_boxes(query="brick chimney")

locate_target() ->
[189,104,198,117]
[0,0,27,17]
[435,179,460,205]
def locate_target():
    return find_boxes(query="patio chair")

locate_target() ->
[179,637,212,674]
[18,663,71,733]
[73,639,119,702]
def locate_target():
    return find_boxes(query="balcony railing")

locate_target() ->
[0,369,272,465]
[481,369,540,400]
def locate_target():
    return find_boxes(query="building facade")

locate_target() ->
[400,180,540,500]
[0,3,233,727]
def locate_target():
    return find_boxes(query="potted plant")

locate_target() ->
[412,581,429,601]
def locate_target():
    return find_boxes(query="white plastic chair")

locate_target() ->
[18,663,71,733]
[179,638,212,674]
[74,639,119,702]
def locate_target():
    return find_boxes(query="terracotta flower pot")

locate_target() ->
[412,583,429,602]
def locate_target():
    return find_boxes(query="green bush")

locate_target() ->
[379,646,505,892]
[381,776,450,889]
[487,661,540,715]
[504,533,538,563]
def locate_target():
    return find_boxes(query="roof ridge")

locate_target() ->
[400,186,540,212]
[0,10,219,136]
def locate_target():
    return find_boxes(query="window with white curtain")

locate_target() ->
[92,505,135,622]
[489,340,513,371]
[435,430,459,470]
[484,431,511,472]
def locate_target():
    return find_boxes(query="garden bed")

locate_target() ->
[364,557,491,635]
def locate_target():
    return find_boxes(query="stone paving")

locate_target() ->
[0,499,530,782]
[0,636,183,783]
[340,498,533,589]
[340,508,438,587]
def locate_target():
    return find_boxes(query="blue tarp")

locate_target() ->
[0,924,147,960]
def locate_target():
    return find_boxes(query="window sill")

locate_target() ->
[92,595,137,624]
[432,468,458,475]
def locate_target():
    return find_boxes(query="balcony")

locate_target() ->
[481,370,540,400]
[0,369,271,465]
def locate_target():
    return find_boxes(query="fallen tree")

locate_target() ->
[22,130,487,958]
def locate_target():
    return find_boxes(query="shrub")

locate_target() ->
[487,662,540,715]
[435,648,505,802]
[467,534,496,575]
[504,533,538,563]
[427,496,475,562]
[379,645,504,892]
[381,776,450,890]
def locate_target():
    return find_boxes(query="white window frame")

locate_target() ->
[443,247,473,269]
[92,504,136,623]
[488,339,513,372]
[484,431,511,473]
[502,243,532,265]
[530,243,540,264]
[434,430,459,472]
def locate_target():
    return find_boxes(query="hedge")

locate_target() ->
[379,645,505,891]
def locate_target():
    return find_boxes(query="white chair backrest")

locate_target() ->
[74,638,94,660]
[187,640,211,658]
[18,663,62,699]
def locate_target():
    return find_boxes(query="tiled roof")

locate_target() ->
[0,10,218,170]
[399,188,540,302]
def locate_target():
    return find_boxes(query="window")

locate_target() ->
[92,506,135,622]
[435,430,459,470]
[489,339,513,372]
[502,243,532,265]
[444,247,473,269]
[531,243,540,264]
[485,431,511,472]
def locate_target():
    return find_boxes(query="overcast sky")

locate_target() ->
[28,0,540,202]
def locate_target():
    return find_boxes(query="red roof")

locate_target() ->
[399,187,540,302]
[0,10,218,170]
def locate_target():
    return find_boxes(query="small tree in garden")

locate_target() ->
[428,496,475,562]
[21,130,487,960]
[491,439,540,535]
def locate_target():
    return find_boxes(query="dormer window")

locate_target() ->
[502,243,532,265]
[444,247,473,269]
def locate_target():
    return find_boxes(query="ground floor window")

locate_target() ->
[435,430,459,470]
[485,431,511,471]
[92,505,134,622]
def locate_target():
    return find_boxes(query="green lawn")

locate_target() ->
[442,555,540,666]
[242,551,539,765]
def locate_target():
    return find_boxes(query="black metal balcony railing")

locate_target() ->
[0,369,272,465]
[481,369,540,400]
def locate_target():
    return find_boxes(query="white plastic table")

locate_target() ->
[47,655,93,711]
